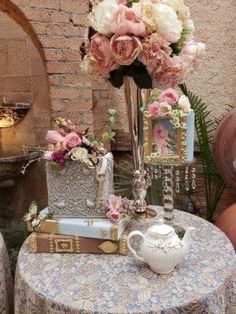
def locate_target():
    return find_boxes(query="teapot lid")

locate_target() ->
[148,220,174,237]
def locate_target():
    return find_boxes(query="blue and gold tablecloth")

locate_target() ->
[15,208,236,314]
[0,233,13,314]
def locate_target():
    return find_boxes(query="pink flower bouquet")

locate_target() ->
[81,0,205,89]
[44,118,109,167]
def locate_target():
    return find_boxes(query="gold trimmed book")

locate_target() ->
[27,213,129,241]
[28,232,128,255]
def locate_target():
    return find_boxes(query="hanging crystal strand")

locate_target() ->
[154,166,159,180]
[158,165,162,179]
[191,166,196,190]
[175,167,180,194]
[185,166,190,191]
[163,165,175,225]
[145,165,152,187]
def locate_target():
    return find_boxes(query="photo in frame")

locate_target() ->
[143,111,195,165]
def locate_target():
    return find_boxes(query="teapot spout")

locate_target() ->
[182,227,195,249]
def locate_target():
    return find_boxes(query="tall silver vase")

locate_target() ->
[124,77,150,213]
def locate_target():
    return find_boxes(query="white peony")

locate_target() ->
[89,0,118,35]
[162,0,190,21]
[178,95,191,113]
[137,1,157,32]
[153,3,183,43]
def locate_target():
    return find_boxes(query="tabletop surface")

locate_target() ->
[15,207,236,314]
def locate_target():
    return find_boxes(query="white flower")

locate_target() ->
[158,102,172,116]
[89,0,118,35]
[162,0,190,21]
[153,3,183,43]
[134,1,156,32]
[69,147,89,161]
[178,95,191,113]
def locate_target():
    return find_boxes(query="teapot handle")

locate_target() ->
[127,231,145,262]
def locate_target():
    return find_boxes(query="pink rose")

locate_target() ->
[64,132,82,149]
[148,101,160,117]
[46,130,65,144]
[43,151,53,161]
[90,33,118,75]
[110,35,142,65]
[111,4,146,36]
[106,210,122,223]
[160,88,179,104]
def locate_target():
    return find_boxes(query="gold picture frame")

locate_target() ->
[143,111,187,165]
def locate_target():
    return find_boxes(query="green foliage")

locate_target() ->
[93,108,117,144]
[180,84,228,221]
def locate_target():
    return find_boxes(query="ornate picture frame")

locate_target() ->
[143,111,187,165]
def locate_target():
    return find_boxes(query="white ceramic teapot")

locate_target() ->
[127,219,195,274]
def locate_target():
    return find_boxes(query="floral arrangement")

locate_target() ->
[105,194,136,222]
[81,0,205,89]
[44,109,116,168]
[147,88,192,128]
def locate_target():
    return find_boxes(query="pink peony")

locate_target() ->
[64,132,82,149]
[148,101,160,117]
[107,194,123,212]
[160,88,179,104]
[111,4,146,36]
[46,130,65,144]
[90,33,118,75]
[180,41,206,70]
[139,34,172,74]
[153,56,188,88]
[106,210,122,223]
[43,151,53,161]
[110,35,142,65]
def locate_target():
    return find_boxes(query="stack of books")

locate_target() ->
[27,208,129,255]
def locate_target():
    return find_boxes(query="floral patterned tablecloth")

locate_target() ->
[0,233,13,314]
[15,207,236,314]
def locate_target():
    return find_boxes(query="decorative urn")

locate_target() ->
[127,220,195,274]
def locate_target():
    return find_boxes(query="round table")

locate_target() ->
[0,233,13,314]
[15,208,236,314]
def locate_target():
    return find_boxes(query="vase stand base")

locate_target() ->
[136,207,158,220]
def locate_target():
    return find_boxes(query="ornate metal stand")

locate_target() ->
[124,77,150,213]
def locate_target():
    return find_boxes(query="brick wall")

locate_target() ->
[1,0,93,133]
